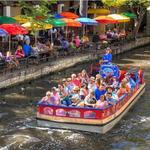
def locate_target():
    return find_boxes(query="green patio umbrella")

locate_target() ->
[44,19,66,27]
[0,16,17,24]
[122,12,137,19]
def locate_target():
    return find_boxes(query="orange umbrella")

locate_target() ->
[61,18,82,27]
[94,15,118,24]
[60,12,79,19]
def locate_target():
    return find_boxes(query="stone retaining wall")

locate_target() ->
[0,37,150,89]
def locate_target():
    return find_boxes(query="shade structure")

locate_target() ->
[94,16,118,24]
[75,17,98,25]
[45,19,66,27]
[0,24,28,35]
[22,22,52,31]
[0,28,8,36]
[0,16,17,24]
[53,14,64,19]
[61,18,82,27]
[13,15,31,24]
[121,12,137,19]
[60,12,79,19]
[108,14,130,23]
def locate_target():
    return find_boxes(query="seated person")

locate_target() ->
[119,29,126,39]
[99,33,107,41]
[100,47,112,64]
[73,36,81,48]
[81,35,89,46]
[70,86,81,106]
[60,38,69,53]
[23,40,32,57]
[5,51,19,67]
[58,84,71,106]
[105,92,117,105]
[79,83,89,100]
[78,90,96,107]
[117,79,131,97]
[40,91,56,105]
[71,74,81,87]
[94,84,106,100]
[106,86,119,101]
[95,95,108,109]
[15,45,25,59]
[124,73,136,89]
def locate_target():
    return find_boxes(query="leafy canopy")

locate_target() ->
[102,0,150,8]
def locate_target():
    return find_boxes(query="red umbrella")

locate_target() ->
[60,12,79,19]
[0,24,28,35]
[0,24,28,51]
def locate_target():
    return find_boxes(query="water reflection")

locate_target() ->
[0,46,150,149]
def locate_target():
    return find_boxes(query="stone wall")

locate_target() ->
[0,37,150,89]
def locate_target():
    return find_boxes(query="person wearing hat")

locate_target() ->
[100,47,112,65]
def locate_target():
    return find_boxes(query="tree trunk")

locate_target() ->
[133,12,145,39]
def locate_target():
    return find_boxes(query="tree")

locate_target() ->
[19,0,56,43]
[19,0,56,32]
[102,0,150,38]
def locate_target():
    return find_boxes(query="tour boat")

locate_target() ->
[36,64,145,133]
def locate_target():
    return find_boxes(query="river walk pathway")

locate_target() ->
[0,37,150,89]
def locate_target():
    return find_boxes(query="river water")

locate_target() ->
[0,45,150,150]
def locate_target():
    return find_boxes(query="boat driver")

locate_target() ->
[99,47,112,65]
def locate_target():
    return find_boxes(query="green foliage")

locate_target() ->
[102,0,127,7]
[19,0,56,33]
[102,0,150,8]
[125,0,150,8]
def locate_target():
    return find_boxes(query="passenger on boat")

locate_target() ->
[76,89,95,107]
[71,86,81,106]
[96,74,101,79]
[106,87,119,101]
[66,78,74,94]
[117,79,130,97]
[112,77,119,90]
[41,91,56,105]
[81,69,89,83]
[105,74,114,86]
[79,83,89,100]
[94,84,106,100]
[105,92,117,105]
[124,73,136,89]
[95,95,108,109]
[62,78,70,94]
[100,47,112,64]
[82,90,97,107]
[58,84,71,106]
[119,70,126,82]
[71,74,81,87]
[95,78,101,88]
[88,76,96,90]
[51,87,60,105]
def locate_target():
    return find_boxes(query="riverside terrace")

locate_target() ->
[0,36,150,89]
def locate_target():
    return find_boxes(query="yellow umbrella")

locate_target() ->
[108,14,130,23]
[22,22,52,30]
[13,15,31,24]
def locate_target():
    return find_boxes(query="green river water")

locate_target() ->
[0,45,150,150]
